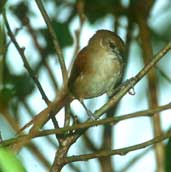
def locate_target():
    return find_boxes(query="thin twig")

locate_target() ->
[1,103,171,148]
[119,147,151,172]
[35,0,68,85]
[26,20,59,91]
[3,12,50,104]
[65,129,171,163]
[156,66,171,83]
[36,102,171,137]
[72,0,85,60]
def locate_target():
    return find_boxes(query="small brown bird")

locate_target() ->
[19,30,125,133]
[69,30,125,99]
[68,30,125,117]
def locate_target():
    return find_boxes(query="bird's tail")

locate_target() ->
[17,89,73,135]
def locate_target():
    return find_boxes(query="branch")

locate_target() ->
[65,129,171,163]
[1,103,171,148]
[119,147,151,172]
[72,0,85,59]
[3,12,50,104]
[36,102,171,137]
[35,0,68,85]
[3,10,60,139]
[26,19,59,91]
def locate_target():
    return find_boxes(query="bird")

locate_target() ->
[68,29,125,118]
[18,29,125,133]
[69,29,125,99]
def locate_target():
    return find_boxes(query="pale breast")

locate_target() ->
[80,52,122,98]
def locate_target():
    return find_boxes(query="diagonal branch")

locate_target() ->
[3,11,50,104]
[35,0,68,85]
[3,10,61,135]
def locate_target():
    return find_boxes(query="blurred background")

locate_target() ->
[0,0,171,172]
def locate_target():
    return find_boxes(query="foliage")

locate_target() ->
[0,147,26,172]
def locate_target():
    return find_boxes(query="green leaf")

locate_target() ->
[10,1,35,22]
[165,137,171,172]
[84,0,116,23]
[52,21,73,48]
[0,87,14,106]
[0,147,26,172]
[40,21,73,54]
[10,73,35,99]
[0,0,7,14]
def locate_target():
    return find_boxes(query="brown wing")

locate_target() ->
[68,47,88,88]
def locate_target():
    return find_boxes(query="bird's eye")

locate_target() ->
[109,41,116,50]
[108,41,123,58]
